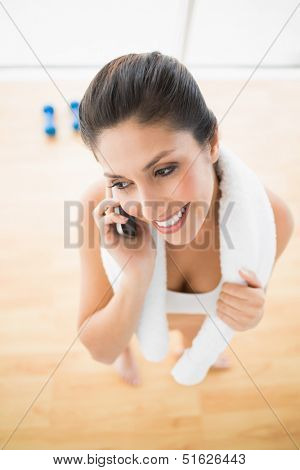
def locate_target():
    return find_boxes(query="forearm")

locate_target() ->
[78,276,149,363]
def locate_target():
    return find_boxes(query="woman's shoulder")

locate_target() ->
[77,176,114,331]
[80,177,106,206]
[264,186,295,261]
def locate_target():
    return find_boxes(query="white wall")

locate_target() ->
[186,0,300,67]
[0,0,188,66]
[0,0,299,79]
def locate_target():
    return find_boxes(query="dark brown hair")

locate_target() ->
[79,51,218,158]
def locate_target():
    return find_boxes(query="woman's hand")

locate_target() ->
[216,268,266,331]
[93,184,157,284]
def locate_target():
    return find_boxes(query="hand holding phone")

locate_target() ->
[92,184,157,283]
[113,204,137,238]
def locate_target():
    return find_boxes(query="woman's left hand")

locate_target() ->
[216,268,266,331]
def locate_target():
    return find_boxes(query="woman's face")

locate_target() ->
[95,118,219,246]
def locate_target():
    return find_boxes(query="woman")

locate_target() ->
[77,51,294,386]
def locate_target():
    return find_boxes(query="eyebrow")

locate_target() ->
[103,148,176,178]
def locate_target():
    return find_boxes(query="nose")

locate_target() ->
[122,196,165,221]
[123,186,182,222]
[119,184,161,221]
[140,199,168,221]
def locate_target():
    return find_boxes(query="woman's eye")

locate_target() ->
[109,166,177,191]
[108,181,130,190]
[155,166,177,177]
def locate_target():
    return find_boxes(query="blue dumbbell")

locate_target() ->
[70,100,80,131]
[43,104,56,136]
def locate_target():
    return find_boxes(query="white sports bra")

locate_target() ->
[166,275,223,314]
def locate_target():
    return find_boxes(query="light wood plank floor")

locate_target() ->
[0,78,299,450]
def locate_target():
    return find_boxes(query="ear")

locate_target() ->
[209,126,220,164]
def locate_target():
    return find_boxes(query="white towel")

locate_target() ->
[100,143,277,386]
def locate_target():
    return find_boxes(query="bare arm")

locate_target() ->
[264,186,295,291]
[77,180,149,364]
[79,275,149,364]
[265,186,295,262]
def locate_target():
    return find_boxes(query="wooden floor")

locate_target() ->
[0,78,299,450]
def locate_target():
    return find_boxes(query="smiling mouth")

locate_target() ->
[152,202,190,233]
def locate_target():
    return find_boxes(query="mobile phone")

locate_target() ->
[114,205,137,238]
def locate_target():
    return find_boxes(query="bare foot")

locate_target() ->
[112,345,141,386]
[173,346,185,360]
[211,352,231,369]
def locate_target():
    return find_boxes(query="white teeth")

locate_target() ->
[155,204,187,227]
